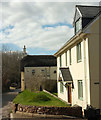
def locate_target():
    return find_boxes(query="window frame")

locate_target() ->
[65,52,67,66]
[77,42,82,63]
[60,55,62,67]
[32,69,35,75]
[78,80,83,100]
[69,49,72,65]
[60,82,64,93]
[75,18,81,34]
[54,70,56,74]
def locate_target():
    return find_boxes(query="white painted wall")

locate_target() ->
[56,14,101,110]
[57,39,90,109]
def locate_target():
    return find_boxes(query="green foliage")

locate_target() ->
[2,45,23,92]
[13,90,69,107]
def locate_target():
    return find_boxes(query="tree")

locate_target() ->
[2,45,23,92]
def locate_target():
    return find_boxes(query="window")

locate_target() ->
[60,55,62,67]
[54,70,56,73]
[77,42,82,62]
[65,52,67,66]
[69,49,72,65]
[60,82,64,93]
[78,80,83,100]
[75,18,81,33]
[32,69,35,75]
[46,69,50,77]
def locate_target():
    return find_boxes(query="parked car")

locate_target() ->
[10,83,17,88]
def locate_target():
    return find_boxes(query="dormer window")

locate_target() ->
[73,5,99,34]
[75,18,81,34]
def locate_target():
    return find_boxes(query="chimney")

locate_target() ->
[23,45,26,54]
[23,45,27,57]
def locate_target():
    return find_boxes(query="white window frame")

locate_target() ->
[69,49,72,65]
[65,52,67,66]
[75,18,81,33]
[60,82,64,93]
[60,55,62,67]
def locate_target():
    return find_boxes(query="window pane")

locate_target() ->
[32,69,35,75]
[80,43,81,60]
[78,80,83,100]
[60,82,64,93]
[75,19,81,33]
[77,42,81,62]
[60,55,62,67]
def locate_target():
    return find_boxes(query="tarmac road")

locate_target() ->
[10,112,87,120]
[1,89,20,120]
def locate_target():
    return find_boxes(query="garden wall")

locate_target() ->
[12,103,82,118]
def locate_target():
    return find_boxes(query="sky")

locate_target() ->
[0,1,100,55]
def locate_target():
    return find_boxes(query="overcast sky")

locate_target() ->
[0,1,100,54]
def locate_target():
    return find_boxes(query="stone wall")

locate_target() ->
[12,103,82,118]
[22,67,57,92]
[25,77,57,92]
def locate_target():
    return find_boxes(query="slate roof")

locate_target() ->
[77,5,101,18]
[54,5,101,56]
[60,68,73,82]
[21,55,57,71]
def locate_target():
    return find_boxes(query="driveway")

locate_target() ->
[1,89,20,120]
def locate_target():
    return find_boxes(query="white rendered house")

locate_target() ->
[54,5,101,110]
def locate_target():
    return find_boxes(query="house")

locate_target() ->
[20,54,57,92]
[54,5,101,110]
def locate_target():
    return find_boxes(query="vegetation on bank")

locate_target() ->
[2,45,23,92]
[13,90,69,107]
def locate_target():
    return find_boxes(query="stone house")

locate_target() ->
[54,5,101,110]
[21,55,57,92]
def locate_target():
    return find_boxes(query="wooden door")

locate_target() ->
[68,84,72,104]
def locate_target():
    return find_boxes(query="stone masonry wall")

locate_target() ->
[12,103,82,118]
[24,67,57,92]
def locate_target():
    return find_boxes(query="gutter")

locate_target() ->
[54,12,101,57]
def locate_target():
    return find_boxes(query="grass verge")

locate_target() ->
[52,92,58,96]
[13,90,69,107]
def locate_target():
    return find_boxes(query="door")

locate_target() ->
[68,84,72,104]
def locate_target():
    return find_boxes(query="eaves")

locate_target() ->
[54,30,87,57]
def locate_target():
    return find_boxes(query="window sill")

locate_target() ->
[60,92,64,94]
[78,97,83,101]
[75,29,82,35]
[77,59,82,63]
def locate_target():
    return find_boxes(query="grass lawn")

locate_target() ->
[52,92,58,96]
[13,90,70,107]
